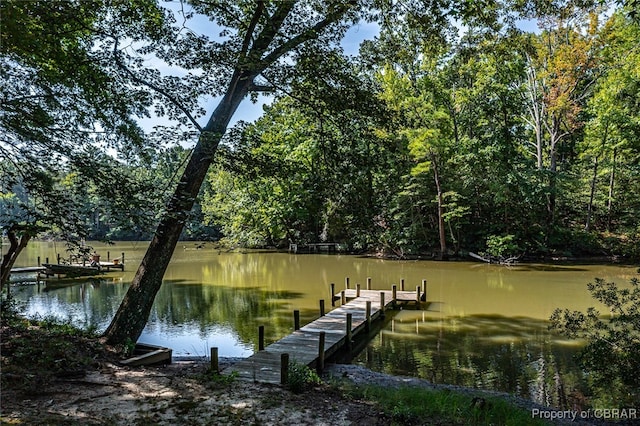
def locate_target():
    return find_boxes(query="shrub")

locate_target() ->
[287,361,321,394]
[549,277,640,406]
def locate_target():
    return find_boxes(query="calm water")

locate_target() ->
[7,241,637,407]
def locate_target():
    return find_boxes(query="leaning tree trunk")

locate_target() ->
[1,227,32,289]
[102,1,354,346]
[103,75,252,345]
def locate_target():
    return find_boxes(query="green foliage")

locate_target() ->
[344,384,548,426]
[204,370,238,389]
[485,235,520,259]
[550,278,640,406]
[287,361,321,394]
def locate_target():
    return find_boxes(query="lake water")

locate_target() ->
[7,241,637,408]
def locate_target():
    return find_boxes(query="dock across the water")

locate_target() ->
[9,251,126,280]
[222,278,427,384]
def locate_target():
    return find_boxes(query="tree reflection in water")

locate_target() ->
[355,313,591,410]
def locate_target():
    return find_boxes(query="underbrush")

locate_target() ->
[0,296,111,396]
[340,384,549,426]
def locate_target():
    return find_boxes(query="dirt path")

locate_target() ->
[1,358,389,425]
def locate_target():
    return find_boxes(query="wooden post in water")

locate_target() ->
[356,283,361,297]
[330,283,336,306]
[392,285,397,308]
[422,279,427,301]
[346,313,352,350]
[416,286,421,305]
[341,290,346,305]
[210,347,219,373]
[401,278,405,291]
[367,277,372,290]
[45,257,49,264]
[293,310,300,331]
[57,253,61,264]
[37,256,41,266]
[107,251,110,261]
[280,353,289,385]
[366,301,371,331]
[345,277,350,289]
[317,332,326,373]
[121,252,125,270]
[319,299,325,316]
[258,325,265,351]
[380,292,385,318]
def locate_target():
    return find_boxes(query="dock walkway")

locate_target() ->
[225,287,424,384]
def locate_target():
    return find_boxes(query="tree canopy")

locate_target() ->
[2,0,639,344]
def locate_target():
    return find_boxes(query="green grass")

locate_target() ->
[342,385,550,426]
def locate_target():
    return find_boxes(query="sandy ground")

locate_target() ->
[1,358,392,426]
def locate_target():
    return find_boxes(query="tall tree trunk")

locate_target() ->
[431,151,447,260]
[585,156,598,232]
[607,148,617,231]
[103,74,252,344]
[585,122,608,232]
[102,1,354,346]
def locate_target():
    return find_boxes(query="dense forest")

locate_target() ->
[2,0,639,263]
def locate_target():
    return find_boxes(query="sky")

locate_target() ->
[137,2,539,138]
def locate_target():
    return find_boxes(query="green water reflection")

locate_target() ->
[7,241,637,407]
[357,312,586,408]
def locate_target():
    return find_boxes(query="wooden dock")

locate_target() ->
[224,283,425,384]
[9,252,125,280]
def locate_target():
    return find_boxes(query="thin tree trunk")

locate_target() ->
[585,156,598,232]
[585,122,609,232]
[607,148,617,231]
[431,150,447,260]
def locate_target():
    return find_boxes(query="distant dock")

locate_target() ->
[288,243,340,254]
[8,251,126,280]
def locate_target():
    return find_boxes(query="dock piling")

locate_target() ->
[280,353,289,385]
[380,292,385,318]
[319,299,325,316]
[416,286,421,304]
[294,310,300,331]
[345,277,350,290]
[259,325,265,351]
[346,313,352,349]
[330,283,335,306]
[392,285,397,307]
[401,279,405,291]
[356,283,361,297]
[317,332,326,373]
[422,279,427,300]
[211,347,219,373]
[366,301,371,331]
[341,290,346,305]
[367,277,372,290]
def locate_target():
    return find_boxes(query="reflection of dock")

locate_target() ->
[224,280,427,384]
